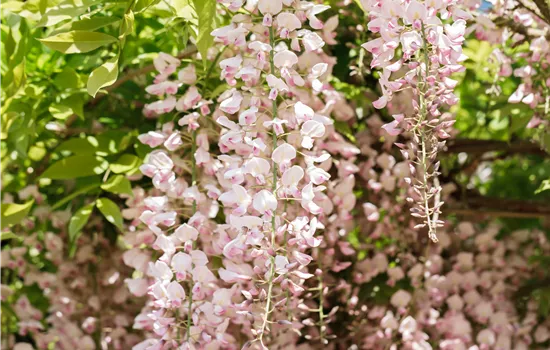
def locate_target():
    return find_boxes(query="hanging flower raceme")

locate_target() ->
[361,0,469,241]
[132,48,236,349]
[210,0,336,347]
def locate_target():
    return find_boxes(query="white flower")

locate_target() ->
[219,184,252,216]
[258,0,282,14]
[272,143,297,164]
[166,281,186,304]
[294,101,314,124]
[252,190,278,215]
[274,50,299,68]
[148,261,173,281]
[300,120,325,149]
[174,224,199,242]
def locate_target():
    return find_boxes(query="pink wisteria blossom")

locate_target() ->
[361,0,467,241]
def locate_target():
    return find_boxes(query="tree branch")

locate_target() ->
[531,0,550,24]
[444,139,547,156]
[448,208,549,219]
[493,16,550,41]
[447,195,550,219]
[515,0,549,25]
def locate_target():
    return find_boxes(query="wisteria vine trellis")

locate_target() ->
[3,0,550,349]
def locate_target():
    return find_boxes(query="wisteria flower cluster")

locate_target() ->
[127,1,352,348]
[4,0,550,350]
[361,0,470,241]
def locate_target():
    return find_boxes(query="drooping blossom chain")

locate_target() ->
[211,0,333,347]
[361,0,469,241]
[129,0,334,348]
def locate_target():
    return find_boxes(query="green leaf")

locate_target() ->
[5,58,26,97]
[56,132,131,156]
[118,10,134,41]
[543,133,550,154]
[4,29,16,62]
[69,203,95,237]
[39,0,48,15]
[41,155,108,179]
[96,197,123,229]
[68,203,95,256]
[39,31,117,54]
[101,174,133,195]
[36,5,92,27]
[49,16,121,37]
[170,0,196,20]
[533,287,550,317]
[508,105,533,135]
[110,154,141,174]
[1,1,25,13]
[53,67,80,90]
[52,182,100,210]
[1,231,18,241]
[0,112,17,140]
[192,0,216,66]
[70,16,121,31]
[87,55,119,97]
[135,140,151,159]
[49,103,73,120]
[536,179,550,194]
[63,94,86,118]
[56,137,101,155]
[24,84,46,98]
[134,0,159,12]
[1,200,34,229]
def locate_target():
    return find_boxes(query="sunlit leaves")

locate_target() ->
[134,0,160,12]
[96,197,123,229]
[192,0,216,66]
[53,67,80,90]
[0,113,15,141]
[60,16,120,32]
[41,155,108,179]
[1,200,34,229]
[68,202,95,256]
[109,154,141,174]
[49,103,73,120]
[39,31,117,54]
[36,4,95,27]
[101,175,133,195]
[56,132,134,156]
[536,179,550,194]
[3,58,26,98]
[87,55,119,97]
[1,231,18,241]
[169,0,196,21]
[119,10,134,41]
